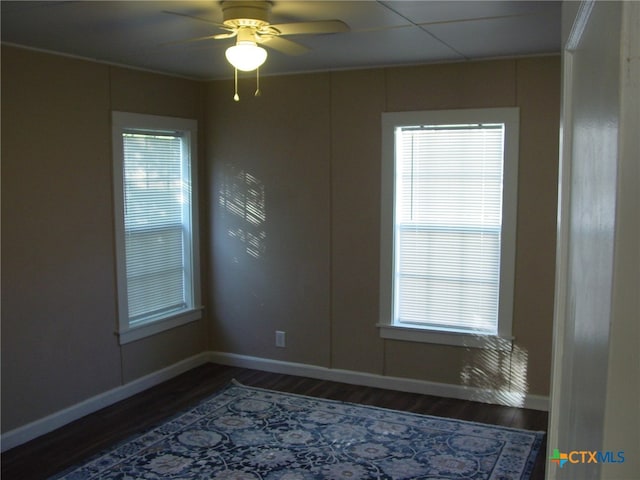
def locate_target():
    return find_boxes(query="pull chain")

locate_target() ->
[233,67,263,101]
[255,67,261,97]
[233,67,239,102]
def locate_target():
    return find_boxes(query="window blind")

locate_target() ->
[122,132,188,323]
[394,124,505,335]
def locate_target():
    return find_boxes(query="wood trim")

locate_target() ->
[208,351,549,411]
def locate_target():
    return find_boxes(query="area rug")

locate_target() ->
[51,381,544,480]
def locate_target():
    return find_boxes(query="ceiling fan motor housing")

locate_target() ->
[221,1,272,29]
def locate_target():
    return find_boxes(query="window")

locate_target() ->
[379,108,519,349]
[112,112,201,344]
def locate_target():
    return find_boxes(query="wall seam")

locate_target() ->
[382,67,389,377]
[328,72,334,370]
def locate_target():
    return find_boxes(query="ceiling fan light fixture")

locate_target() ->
[225,41,267,71]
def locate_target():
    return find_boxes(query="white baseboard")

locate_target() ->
[2,350,548,452]
[0,352,211,452]
[207,351,549,412]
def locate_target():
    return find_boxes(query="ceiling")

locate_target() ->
[1,1,561,80]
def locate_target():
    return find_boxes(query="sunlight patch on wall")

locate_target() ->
[218,164,266,259]
[460,339,530,407]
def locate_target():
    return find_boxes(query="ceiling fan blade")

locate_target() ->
[213,32,238,40]
[161,32,236,47]
[258,35,310,55]
[162,10,230,30]
[269,20,349,36]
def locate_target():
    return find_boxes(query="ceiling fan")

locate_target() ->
[166,1,349,100]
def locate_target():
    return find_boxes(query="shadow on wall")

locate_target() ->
[461,338,530,407]
[218,163,267,260]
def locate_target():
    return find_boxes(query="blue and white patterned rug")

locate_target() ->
[51,381,544,479]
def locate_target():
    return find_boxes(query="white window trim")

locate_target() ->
[112,111,202,345]
[379,108,519,350]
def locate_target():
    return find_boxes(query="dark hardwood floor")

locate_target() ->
[1,363,548,479]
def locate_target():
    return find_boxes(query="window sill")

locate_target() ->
[118,307,203,345]
[377,324,513,351]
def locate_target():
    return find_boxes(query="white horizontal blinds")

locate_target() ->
[395,124,505,334]
[122,131,187,323]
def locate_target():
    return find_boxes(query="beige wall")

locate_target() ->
[207,56,560,398]
[1,44,559,435]
[206,74,332,367]
[1,46,208,432]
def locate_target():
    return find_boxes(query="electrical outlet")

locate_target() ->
[275,330,286,348]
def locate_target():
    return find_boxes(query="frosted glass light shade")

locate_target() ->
[225,42,267,71]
